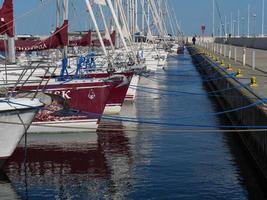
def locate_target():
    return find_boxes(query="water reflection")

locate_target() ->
[0,172,21,200]
[1,52,267,199]
[3,122,133,200]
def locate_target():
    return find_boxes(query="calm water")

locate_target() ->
[1,51,267,200]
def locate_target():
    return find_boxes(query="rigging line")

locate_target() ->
[129,83,250,97]
[2,96,266,123]
[1,98,266,129]
[143,76,214,86]
[99,115,267,129]
[129,85,256,100]
[144,72,236,83]
[215,0,226,36]
[1,119,267,133]
[154,71,221,80]
[0,118,266,133]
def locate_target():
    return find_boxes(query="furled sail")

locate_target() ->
[0,20,68,52]
[0,0,14,37]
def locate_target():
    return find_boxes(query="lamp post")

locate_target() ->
[253,13,257,37]
[227,22,230,36]
[230,12,233,35]
[248,4,250,37]
[241,17,245,36]
[233,20,237,36]
[212,0,215,37]
[262,0,265,36]
[225,16,227,36]
[237,9,240,37]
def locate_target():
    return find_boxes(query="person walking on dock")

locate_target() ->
[192,36,196,45]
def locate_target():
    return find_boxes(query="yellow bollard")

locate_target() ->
[220,60,225,67]
[227,64,233,71]
[235,69,243,78]
[250,76,258,87]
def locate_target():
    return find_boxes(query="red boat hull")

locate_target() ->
[83,72,133,107]
[42,71,133,107]
[19,81,115,125]
[0,157,6,170]
[21,81,113,114]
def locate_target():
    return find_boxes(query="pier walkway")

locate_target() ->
[189,43,267,179]
[198,42,267,98]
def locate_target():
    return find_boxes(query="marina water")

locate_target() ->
[0,51,266,200]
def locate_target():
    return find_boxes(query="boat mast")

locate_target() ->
[84,0,108,57]
[59,0,68,79]
[63,0,68,58]
[141,0,145,33]
[7,0,15,64]
[7,36,15,64]
[135,0,138,32]
[164,1,175,36]
[147,0,150,32]
[131,0,134,37]
[56,0,61,27]
[116,0,132,42]
[106,0,130,53]
[98,4,115,52]
[140,0,152,36]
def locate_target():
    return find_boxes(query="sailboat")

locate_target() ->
[0,0,44,169]
[0,0,129,132]
[0,97,43,169]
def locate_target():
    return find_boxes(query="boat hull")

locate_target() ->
[21,81,113,115]
[0,98,42,169]
[126,75,139,101]
[103,104,122,115]
[85,71,133,108]
[28,118,98,133]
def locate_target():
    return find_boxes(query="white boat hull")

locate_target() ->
[0,98,43,169]
[126,75,139,101]
[28,119,98,133]
[103,104,122,115]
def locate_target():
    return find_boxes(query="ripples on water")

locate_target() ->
[1,51,267,199]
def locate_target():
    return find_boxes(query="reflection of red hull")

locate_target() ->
[6,147,109,177]
[0,158,6,170]
[177,47,185,54]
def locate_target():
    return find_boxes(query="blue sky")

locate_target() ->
[0,0,265,36]
[170,0,264,36]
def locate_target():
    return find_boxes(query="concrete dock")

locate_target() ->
[188,44,267,179]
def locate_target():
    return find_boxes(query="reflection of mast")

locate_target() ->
[4,126,134,197]
[98,121,133,198]
[62,0,68,58]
